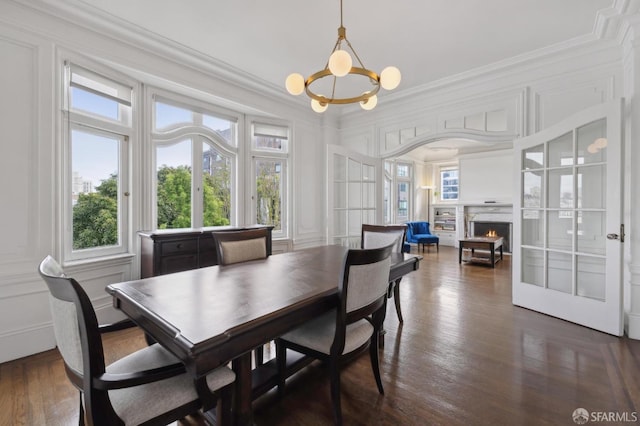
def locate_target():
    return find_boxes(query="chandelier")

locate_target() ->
[285,0,401,113]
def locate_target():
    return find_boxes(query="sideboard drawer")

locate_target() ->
[160,239,198,256]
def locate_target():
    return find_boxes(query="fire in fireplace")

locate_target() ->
[472,221,511,253]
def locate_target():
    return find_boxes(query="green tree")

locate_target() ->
[203,163,231,226]
[72,174,118,249]
[157,165,192,229]
[256,161,281,230]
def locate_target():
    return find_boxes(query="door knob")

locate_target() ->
[607,233,619,240]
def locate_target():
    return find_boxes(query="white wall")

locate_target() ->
[0,0,333,362]
[458,150,514,205]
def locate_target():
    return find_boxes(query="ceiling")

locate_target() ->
[64,0,613,160]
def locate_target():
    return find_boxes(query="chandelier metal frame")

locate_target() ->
[305,21,380,106]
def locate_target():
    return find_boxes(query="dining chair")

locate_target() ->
[361,224,408,323]
[212,227,270,365]
[38,255,235,426]
[212,228,269,266]
[275,244,394,426]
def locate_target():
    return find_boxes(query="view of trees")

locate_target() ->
[156,164,231,229]
[73,160,281,249]
[256,161,281,231]
[73,174,119,249]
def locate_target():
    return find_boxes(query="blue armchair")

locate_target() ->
[405,221,439,252]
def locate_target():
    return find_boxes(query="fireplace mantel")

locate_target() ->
[464,204,513,223]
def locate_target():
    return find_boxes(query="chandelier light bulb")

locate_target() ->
[311,98,328,113]
[328,50,352,77]
[285,73,305,95]
[380,66,401,90]
[360,94,378,110]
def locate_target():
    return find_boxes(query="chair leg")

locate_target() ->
[78,391,85,426]
[369,332,385,395]
[217,384,233,426]
[393,278,403,323]
[329,359,343,426]
[275,339,286,398]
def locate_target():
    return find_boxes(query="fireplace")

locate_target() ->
[471,221,512,253]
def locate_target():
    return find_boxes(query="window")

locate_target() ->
[63,63,133,260]
[251,121,289,237]
[383,161,392,224]
[396,162,412,222]
[440,167,459,201]
[152,95,238,229]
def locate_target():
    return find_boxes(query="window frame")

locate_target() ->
[61,60,135,262]
[248,118,290,239]
[395,161,413,223]
[149,90,241,230]
[439,166,459,202]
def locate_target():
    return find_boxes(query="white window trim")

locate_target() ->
[60,58,136,263]
[395,161,413,223]
[147,88,242,230]
[439,165,460,202]
[247,117,291,239]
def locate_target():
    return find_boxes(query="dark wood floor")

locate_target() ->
[2,246,639,425]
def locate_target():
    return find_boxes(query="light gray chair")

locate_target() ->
[38,255,235,426]
[275,244,394,426]
[361,224,408,323]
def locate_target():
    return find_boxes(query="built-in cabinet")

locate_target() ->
[432,206,457,246]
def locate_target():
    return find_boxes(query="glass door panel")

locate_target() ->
[547,211,573,251]
[548,132,574,167]
[522,210,544,247]
[577,211,606,255]
[523,143,544,169]
[328,146,379,247]
[513,100,623,336]
[577,165,605,209]
[577,256,606,301]
[523,171,543,208]
[547,251,573,294]
[547,168,574,209]
[577,119,607,165]
[521,248,544,287]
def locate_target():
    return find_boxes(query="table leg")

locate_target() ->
[232,353,253,426]
[500,245,503,261]
[490,245,495,268]
[459,243,463,264]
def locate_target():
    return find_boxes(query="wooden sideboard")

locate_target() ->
[138,225,274,278]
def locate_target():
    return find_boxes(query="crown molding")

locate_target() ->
[15,0,295,105]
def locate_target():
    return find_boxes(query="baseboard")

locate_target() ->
[0,322,56,364]
[625,312,640,340]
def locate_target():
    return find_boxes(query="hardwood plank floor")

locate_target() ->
[2,246,639,425]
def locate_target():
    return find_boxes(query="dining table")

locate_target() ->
[106,244,422,425]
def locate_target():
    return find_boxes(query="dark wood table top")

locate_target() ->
[106,245,422,377]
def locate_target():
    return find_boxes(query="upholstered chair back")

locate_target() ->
[361,224,407,253]
[343,253,392,314]
[38,255,108,394]
[212,228,269,266]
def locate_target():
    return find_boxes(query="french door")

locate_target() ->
[327,145,380,248]
[512,100,624,335]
